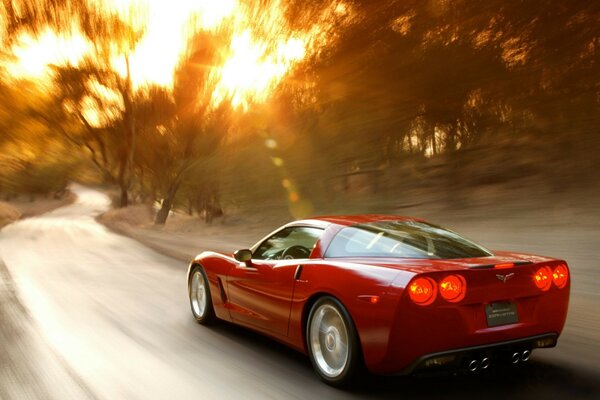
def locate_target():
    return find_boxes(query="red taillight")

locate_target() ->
[495,263,514,269]
[533,266,553,291]
[439,275,466,302]
[408,277,437,306]
[552,264,569,288]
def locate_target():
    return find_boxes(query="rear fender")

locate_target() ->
[288,261,410,362]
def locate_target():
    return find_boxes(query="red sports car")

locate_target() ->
[187,215,570,386]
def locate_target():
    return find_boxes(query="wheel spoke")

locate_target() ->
[309,303,349,378]
[190,271,207,317]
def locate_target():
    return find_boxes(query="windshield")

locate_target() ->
[325,221,493,259]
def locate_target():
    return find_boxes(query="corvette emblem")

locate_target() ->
[496,273,515,283]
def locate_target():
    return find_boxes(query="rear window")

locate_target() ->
[325,221,492,259]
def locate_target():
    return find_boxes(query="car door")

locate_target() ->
[226,226,323,336]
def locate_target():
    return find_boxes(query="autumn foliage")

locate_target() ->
[1,1,598,222]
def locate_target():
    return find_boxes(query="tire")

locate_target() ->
[306,296,362,387]
[188,265,217,325]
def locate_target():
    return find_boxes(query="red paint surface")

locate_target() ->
[188,215,570,375]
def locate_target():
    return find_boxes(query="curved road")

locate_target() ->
[0,186,598,399]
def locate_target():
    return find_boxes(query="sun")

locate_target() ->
[210,30,307,110]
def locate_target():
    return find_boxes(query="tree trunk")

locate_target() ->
[119,183,129,208]
[117,153,129,208]
[154,200,170,226]
[154,180,181,225]
[116,55,136,209]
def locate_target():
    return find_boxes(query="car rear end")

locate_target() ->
[372,258,570,375]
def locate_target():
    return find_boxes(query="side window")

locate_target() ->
[253,227,323,260]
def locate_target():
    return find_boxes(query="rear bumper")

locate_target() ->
[397,332,558,375]
[359,262,570,374]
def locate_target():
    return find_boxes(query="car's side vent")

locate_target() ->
[217,277,227,303]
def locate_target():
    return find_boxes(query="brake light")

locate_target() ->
[439,275,467,302]
[408,277,437,306]
[533,266,552,291]
[552,264,569,288]
[495,263,514,269]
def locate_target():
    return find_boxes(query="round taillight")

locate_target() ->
[439,275,467,303]
[533,266,552,291]
[408,277,437,306]
[552,264,569,288]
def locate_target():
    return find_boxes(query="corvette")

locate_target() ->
[187,215,570,386]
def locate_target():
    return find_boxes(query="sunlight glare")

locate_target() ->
[7,27,91,79]
[102,0,237,88]
[211,30,308,109]
[6,0,355,111]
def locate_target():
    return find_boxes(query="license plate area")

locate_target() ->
[486,302,519,327]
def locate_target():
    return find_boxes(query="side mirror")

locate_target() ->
[234,249,253,263]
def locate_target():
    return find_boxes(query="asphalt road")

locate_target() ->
[0,186,599,400]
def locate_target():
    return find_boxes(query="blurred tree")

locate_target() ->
[151,37,231,225]
[2,0,142,206]
[0,77,77,196]
[294,0,600,188]
[2,0,599,214]
[1,0,131,44]
[50,55,139,207]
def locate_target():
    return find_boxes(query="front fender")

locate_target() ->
[188,251,237,322]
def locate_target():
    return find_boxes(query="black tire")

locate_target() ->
[306,296,362,387]
[188,265,217,325]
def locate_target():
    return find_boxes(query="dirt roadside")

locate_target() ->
[97,205,283,261]
[96,195,600,265]
[0,193,76,229]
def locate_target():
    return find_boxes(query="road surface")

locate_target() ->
[0,186,598,399]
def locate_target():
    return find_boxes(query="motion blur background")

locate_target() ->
[1,2,600,398]
[0,0,598,222]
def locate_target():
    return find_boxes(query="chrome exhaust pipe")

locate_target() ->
[521,350,531,362]
[468,359,479,372]
[511,352,520,364]
[480,357,491,369]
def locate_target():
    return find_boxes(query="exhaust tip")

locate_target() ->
[511,352,520,364]
[481,357,491,369]
[521,350,531,362]
[468,359,479,372]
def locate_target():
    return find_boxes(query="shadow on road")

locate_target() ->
[209,320,600,400]
[359,362,599,400]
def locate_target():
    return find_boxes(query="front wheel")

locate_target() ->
[307,296,362,387]
[188,266,216,324]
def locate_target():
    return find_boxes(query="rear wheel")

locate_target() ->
[189,266,216,324]
[307,296,361,387]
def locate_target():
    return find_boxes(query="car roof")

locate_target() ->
[291,214,425,228]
